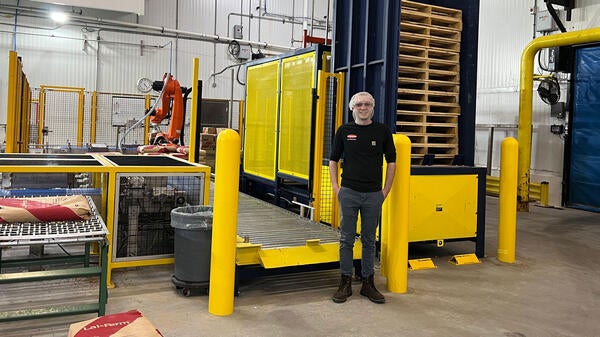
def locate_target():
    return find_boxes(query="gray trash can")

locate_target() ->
[170,205,213,288]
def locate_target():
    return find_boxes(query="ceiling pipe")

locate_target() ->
[70,15,295,52]
[0,4,295,52]
[302,0,308,47]
[325,0,331,45]
[213,0,217,87]
[0,28,164,49]
[226,12,328,36]
[310,0,315,37]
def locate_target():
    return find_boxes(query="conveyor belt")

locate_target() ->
[237,193,340,249]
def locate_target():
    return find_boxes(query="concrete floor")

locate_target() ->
[1,197,599,337]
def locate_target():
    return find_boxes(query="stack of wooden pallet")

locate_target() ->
[397,0,462,165]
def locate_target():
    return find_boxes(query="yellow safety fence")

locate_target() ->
[6,51,32,153]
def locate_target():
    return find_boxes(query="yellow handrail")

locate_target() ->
[518,27,600,211]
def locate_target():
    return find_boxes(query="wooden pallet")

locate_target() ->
[398,88,459,104]
[401,0,463,30]
[400,22,461,52]
[398,0,462,163]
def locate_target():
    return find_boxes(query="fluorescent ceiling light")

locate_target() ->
[50,11,68,23]
[32,0,144,15]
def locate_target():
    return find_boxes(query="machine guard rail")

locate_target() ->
[487,176,549,207]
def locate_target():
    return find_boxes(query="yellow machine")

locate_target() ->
[241,44,487,274]
[238,45,358,272]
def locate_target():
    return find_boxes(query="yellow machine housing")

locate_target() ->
[408,166,486,256]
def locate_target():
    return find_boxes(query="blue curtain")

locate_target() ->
[569,45,600,212]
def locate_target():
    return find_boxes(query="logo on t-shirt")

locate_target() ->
[347,134,357,141]
[371,141,376,146]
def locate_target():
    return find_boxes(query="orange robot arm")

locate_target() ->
[149,74,184,144]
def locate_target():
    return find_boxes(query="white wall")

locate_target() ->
[475,0,600,206]
[30,0,145,15]
[0,0,332,122]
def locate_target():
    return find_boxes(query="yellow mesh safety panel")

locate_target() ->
[320,165,334,225]
[278,52,316,180]
[21,78,31,152]
[244,61,280,180]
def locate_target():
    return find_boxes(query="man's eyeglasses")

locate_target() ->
[354,102,373,107]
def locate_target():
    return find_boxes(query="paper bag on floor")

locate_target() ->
[68,310,164,337]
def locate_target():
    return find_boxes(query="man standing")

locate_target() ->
[329,91,396,304]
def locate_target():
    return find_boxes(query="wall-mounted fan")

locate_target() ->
[537,77,561,105]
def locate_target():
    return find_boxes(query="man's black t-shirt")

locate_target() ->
[329,122,396,193]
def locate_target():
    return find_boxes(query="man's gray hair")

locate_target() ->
[349,92,375,121]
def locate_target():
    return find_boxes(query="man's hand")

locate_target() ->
[329,160,340,197]
[333,185,341,197]
[382,162,396,201]
[382,189,389,200]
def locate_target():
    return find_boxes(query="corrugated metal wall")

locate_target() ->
[475,0,599,205]
[0,0,331,124]
[0,0,332,153]
[475,0,532,172]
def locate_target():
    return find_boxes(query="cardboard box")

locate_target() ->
[202,127,217,134]
[216,127,228,135]
[68,310,163,337]
[200,133,216,151]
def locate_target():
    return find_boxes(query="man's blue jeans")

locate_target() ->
[338,186,384,278]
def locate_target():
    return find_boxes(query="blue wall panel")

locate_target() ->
[333,0,401,128]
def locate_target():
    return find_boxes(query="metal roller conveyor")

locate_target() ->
[237,193,340,248]
[234,193,353,269]
[0,195,110,321]
[0,196,108,246]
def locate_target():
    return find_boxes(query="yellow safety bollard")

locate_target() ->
[498,137,518,263]
[386,134,410,293]
[208,129,241,316]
